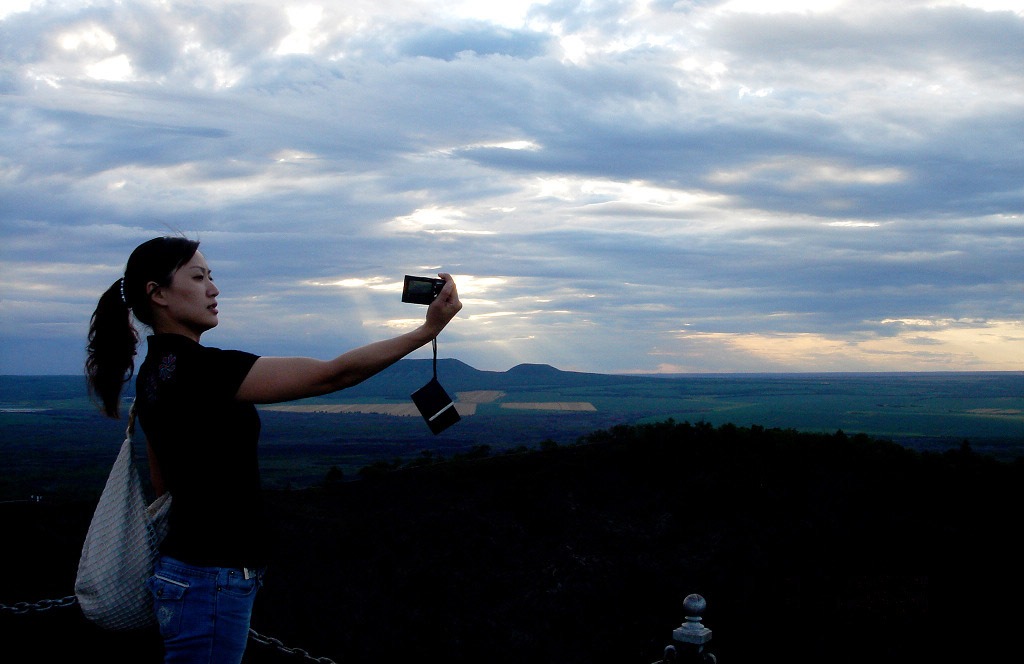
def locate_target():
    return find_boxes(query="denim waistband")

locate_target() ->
[156,553,266,582]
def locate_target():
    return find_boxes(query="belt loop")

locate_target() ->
[243,568,251,580]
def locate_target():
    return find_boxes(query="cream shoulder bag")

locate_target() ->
[75,401,171,630]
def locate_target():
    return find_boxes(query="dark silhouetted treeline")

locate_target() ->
[2,420,1021,663]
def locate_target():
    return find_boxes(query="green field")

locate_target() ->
[1,369,1021,500]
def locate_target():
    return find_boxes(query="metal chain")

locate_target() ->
[248,628,339,663]
[0,595,78,615]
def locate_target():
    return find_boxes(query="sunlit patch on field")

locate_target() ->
[262,403,479,416]
[501,402,597,412]
[456,391,506,403]
[966,408,1023,417]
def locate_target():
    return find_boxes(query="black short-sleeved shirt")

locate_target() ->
[136,333,269,568]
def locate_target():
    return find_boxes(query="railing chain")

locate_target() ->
[0,595,78,615]
[248,628,339,663]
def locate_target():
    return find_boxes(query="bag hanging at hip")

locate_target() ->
[75,401,172,630]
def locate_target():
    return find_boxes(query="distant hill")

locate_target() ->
[322,358,648,398]
[0,360,644,403]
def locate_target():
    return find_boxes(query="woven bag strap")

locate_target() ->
[125,399,138,461]
[127,399,137,438]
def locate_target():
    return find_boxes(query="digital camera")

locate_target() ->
[402,275,445,305]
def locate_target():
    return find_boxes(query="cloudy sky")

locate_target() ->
[1,0,1022,375]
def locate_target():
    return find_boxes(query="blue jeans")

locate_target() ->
[148,554,265,664]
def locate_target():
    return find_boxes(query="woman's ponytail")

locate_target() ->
[86,278,139,418]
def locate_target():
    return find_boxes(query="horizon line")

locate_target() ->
[1,363,1022,380]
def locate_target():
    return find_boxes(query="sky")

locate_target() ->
[1,0,1022,375]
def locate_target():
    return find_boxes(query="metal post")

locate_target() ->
[673,594,712,646]
[653,594,716,663]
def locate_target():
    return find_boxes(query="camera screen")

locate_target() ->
[402,275,443,304]
[408,280,433,296]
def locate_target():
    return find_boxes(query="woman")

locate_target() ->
[85,236,461,663]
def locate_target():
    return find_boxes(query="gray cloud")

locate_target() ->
[713,6,1024,72]
[397,24,552,61]
[1,0,1022,374]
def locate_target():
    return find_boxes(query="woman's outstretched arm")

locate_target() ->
[235,274,462,404]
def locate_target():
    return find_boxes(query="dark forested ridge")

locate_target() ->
[2,420,1021,663]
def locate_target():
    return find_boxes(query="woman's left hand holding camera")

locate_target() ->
[423,272,462,337]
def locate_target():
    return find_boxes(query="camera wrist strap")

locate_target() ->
[432,337,438,381]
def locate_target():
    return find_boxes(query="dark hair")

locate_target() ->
[86,237,200,418]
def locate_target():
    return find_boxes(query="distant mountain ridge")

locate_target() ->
[339,358,646,398]
[0,360,641,403]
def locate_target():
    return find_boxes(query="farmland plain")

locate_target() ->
[1,363,1021,500]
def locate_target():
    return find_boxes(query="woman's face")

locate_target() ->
[150,251,220,339]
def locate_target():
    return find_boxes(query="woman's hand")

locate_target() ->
[423,273,462,337]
